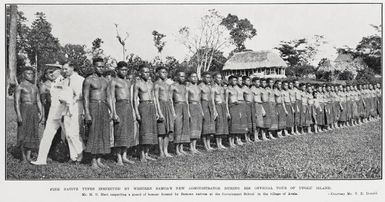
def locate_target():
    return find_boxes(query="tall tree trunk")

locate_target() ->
[122,46,125,61]
[8,4,18,96]
[206,49,215,72]
[197,63,202,80]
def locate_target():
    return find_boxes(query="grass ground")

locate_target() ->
[5,99,382,180]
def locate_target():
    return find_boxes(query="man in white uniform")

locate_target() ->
[60,62,85,162]
[32,62,85,165]
[31,66,67,165]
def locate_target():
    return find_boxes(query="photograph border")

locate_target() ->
[4,1,383,181]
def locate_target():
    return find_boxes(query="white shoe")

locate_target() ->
[30,161,47,165]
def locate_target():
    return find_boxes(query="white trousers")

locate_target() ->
[62,102,85,161]
[35,102,84,163]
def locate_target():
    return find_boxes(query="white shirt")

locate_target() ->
[59,72,85,116]
[48,76,67,120]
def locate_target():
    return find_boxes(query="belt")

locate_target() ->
[90,99,107,103]
[116,99,130,103]
[175,101,187,104]
[140,100,153,103]
[238,100,246,103]
[189,101,200,104]
[21,101,37,105]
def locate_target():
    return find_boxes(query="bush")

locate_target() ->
[355,68,376,83]
[315,70,332,81]
[338,70,355,80]
[285,65,316,78]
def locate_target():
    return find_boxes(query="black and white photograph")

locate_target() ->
[3,1,383,183]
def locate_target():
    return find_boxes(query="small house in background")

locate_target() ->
[222,50,287,78]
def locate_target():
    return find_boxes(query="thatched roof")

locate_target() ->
[223,50,287,71]
[334,53,353,63]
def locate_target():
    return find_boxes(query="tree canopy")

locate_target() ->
[221,13,257,52]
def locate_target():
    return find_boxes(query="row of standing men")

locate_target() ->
[15,59,381,169]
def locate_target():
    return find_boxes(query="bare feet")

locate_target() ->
[91,163,101,170]
[145,155,156,161]
[91,159,101,169]
[122,158,135,164]
[97,160,109,168]
[164,153,173,158]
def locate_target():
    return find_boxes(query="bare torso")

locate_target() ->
[243,86,253,102]
[200,83,212,101]
[187,84,200,102]
[172,83,187,102]
[275,89,283,103]
[227,86,238,104]
[213,84,225,103]
[19,81,39,103]
[155,79,170,102]
[250,86,262,103]
[87,75,108,101]
[113,77,132,101]
[136,79,155,101]
[235,86,245,101]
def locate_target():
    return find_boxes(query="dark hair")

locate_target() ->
[251,77,260,82]
[282,80,288,85]
[116,61,128,69]
[138,64,149,71]
[212,72,222,77]
[104,69,116,77]
[175,70,185,76]
[313,91,318,97]
[242,76,249,81]
[228,75,237,81]
[266,78,273,83]
[201,71,211,77]
[155,66,167,72]
[92,57,104,65]
[299,83,306,87]
[22,66,36,73]
[188,72,197,77]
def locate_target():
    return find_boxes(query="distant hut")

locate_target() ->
[318,53,368,81]
[222,50,287,78]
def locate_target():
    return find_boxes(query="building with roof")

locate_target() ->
[222,50,288,78]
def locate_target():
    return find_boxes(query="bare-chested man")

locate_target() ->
[242,76,254,143]
[154,67,175,158]
[134,65,158,162]
[171,71,190,155]
[199,72,217,151]
[266,78,277,139]
[288,81,299,135]
[212,72,228,149]
[83,57,112,169]
[260,79,272,140]
[226,75,247,147]
[293,80,303,135]
[15,67,44,163]
[109,61,136,165]
[186,72,203,154]
[282,81,294,136]
[250,77,265,142]
[275,80,288,138]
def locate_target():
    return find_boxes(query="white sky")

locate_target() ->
[18,4,381,65]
